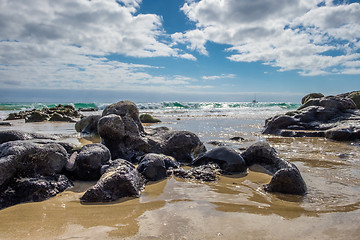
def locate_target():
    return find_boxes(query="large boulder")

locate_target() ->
[0,140,73,209]
[301,93,324,104]
[69,143,111,180]
[137,153,179,181]
[81,159,145,202]
[25,111,50,122]
[102,101,144,134]
[192,147,247,173]
[241,141,307,195]
[75,115,101,135]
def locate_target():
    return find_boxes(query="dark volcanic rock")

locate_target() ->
[0,130,55,144]
[25,111,50,122]
[0,175,73,210]
[0,140,73,209]
[325,126,360,141]
[193,147,247,173]
[102,101,144,134]
[75,115,101,135]
[301,93,324,104]
[137,153,179,181]
[263,92,360,141]
[168,164,221,182]
[81,159,145,202]
[70,143,111,180]
[241,141,307,195]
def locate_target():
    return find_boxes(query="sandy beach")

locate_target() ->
[0,103,359,240]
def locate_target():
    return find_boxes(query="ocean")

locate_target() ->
[0,101,359,240]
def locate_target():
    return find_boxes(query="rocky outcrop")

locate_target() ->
[97,101,206,163]
[192,147,247,173]
[140,114,161,123]
[263,92,360,141]
[241,141,307,195]
[0,140,73,209]
[0,130,55,144]
[5,104,82,122]
[80,159,145,202]
[137,153,179,181]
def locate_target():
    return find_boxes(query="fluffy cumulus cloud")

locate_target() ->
[173,0,360,75]
[0,0,195,90]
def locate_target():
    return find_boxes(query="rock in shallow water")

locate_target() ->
[192,147,247,173]
[137,153,179,181]
[168,164,221,182]
[81,159,145,202]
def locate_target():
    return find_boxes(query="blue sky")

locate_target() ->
[0,0,359,102]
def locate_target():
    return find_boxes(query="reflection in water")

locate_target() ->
[0,116,360,239]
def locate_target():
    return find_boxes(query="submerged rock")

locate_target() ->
[241,141,307,195]
[0,130,55,144]
[168,164,221,182]
[137,153,179,181]
[81,159,145,202]
[140,114,161,123]
[193,147,247,173]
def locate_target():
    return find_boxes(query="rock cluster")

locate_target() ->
[0,100,308,209]
[263,92,360,141]
[5,104,82,122]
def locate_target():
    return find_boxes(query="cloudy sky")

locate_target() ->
[0,0,359,102]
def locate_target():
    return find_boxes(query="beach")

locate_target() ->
[0,102,359,239]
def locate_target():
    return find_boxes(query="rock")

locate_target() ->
[229,136,245,141]
[25,111,49,122]
[137,153,179,181]
[159,130,206,163]
[49,112,76,122]
[70,143,111,180]
[263,93,360,141]
[301,93,324,104]
[0,122,11,126]
[207,140,226,146]
[81,159,145,202]
[241,141,307,195]
[140,114,161,123]
[264,167,307,195]
[325,126,360,141]
[348,91,360,109]
[75,115,101,135]
[0,140,72,209]
[0,174,73,210]
[0,130,55,144]
[102,101,144,134]
[168,164,221,182]
[193,147,247,173]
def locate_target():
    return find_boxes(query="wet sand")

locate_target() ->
[0,115,359,239]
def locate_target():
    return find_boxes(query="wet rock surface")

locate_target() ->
[193,147,247,173]
[75,115,101,135]
[263,92,360,141]
[168,164,221,182]
[241,141,307,195]
[81,159,145,202]
[137,153,179,181]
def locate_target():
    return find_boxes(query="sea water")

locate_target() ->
[0,101,359,240]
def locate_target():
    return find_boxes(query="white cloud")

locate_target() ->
[174,0,360,75]
[0,0,197,91]
[202,74,236,80]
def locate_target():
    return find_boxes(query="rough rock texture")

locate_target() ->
[6,104,82,122]
[81,159,145,202]
[0,140,73,209]
[241,141,307,195]
[168,164,221,182]
[263,92,360,141]
[102,101,144,134]
[192,147,247,173]
[69,143,111,180]
[301,93,324,104]
[0,130,55,144]
[0,175,73,210]
[137,153,179,181]
[75,115,101,135]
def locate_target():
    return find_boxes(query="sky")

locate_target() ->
[0,0,359,103]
